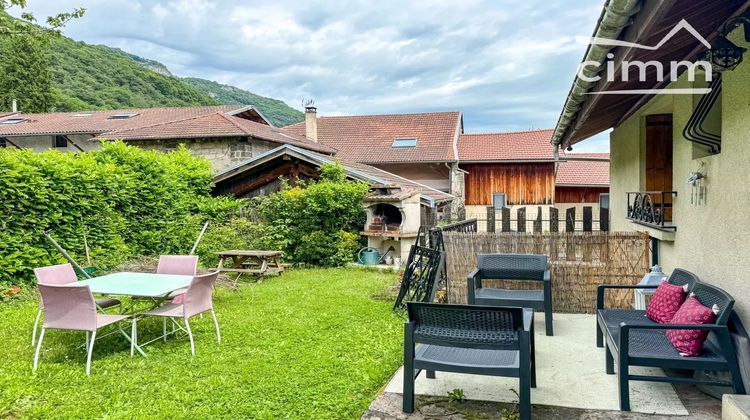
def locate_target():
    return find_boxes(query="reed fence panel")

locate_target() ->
[443,231,650,313]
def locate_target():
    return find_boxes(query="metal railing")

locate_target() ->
[441,218,478,233]
[626,191,677,230]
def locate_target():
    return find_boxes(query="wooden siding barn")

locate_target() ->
[462,163,556,206]
[555,154,609,203]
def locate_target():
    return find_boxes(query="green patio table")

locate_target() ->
[77,272,193,298]
[76,272,193,356]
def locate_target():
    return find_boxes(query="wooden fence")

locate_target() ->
[442,231,650,314]
[484,205,608,233]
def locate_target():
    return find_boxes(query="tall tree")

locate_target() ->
[0,1,84,112]
[0,36,52,112]
[0,1,85,37]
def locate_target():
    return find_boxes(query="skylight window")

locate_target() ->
[392,138,418,148]
[0,118,27,125]
[72,113,93,118]
[108,112,139,120]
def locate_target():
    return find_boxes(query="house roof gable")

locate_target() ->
[0,105,333,154]
[214,144,454,204]
[284,111,462,163]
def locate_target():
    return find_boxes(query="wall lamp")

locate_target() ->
[703,16,750,71]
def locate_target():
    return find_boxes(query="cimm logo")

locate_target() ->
[578,19,713,95]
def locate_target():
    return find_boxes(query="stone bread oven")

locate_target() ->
[361,184,421,264]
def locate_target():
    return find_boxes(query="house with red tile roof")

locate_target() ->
[285,108,463,193]
[288,108,608,217]
[0,105,333,170]
[554,153,610,228]
[1,103,608,222]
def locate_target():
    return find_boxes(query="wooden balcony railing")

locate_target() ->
[626,191,677,231]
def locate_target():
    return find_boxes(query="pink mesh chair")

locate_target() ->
[33,284,132,375]
[133,271,220,356]
[156,255,199,305]
[32,263,120,346]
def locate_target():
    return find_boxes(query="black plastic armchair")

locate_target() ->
[403,302,535,420]
[467,254,553,336]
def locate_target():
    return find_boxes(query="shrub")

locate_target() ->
[0,142,243,286]
[255,163,368,267]
[194,218,267,268]
[294,230,361,267]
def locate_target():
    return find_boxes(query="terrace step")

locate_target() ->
[723,395,750,420]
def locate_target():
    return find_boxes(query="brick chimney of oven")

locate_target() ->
[305,106,318,143]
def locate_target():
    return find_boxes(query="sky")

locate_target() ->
[17,0,611,152]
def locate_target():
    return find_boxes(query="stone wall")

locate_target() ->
[3,134,279,172]
[449,162,466,218]
[132,137,277,171]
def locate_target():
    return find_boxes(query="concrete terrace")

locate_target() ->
[365,314,722,419]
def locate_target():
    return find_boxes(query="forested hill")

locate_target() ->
[43,36,217,111]
[0,18,303,126]
[183,78,304,127]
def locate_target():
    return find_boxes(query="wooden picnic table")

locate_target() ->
[215,250,285,276]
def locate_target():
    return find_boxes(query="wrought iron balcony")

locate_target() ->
[626,191,677,231]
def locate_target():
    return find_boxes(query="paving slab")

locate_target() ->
[385,313,688,415]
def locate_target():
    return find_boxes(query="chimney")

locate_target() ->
[305,106,318,143]
[11,99,17,113]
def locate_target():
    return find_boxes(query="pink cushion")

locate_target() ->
[666,295,717,356]
[171,294,185,305]
[646,281,686,323]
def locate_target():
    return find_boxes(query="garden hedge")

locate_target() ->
[0,142,241,286]
[255,163,369,267]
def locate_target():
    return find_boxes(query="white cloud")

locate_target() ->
[17,0,608,151]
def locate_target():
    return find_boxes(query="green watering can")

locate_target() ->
[358,246,396,265]
[358,247,382,265]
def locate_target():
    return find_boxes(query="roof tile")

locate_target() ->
[0,105,333,154]
[556,153,610,186]
[458,129,555,161]
[285,112,462,163]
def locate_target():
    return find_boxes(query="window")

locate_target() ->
[108,112,139,120]
[392,138,417,148]
[0,118,26,125]
[0,137,6,148]
[493,192,507,209]
[54,136,68,148]
[599,193,609,210]
[72,113,93,118]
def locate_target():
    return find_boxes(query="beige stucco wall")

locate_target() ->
[373,163,450,192]
[608,36,750,321]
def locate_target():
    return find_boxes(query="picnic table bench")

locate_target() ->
[215,250,285,276]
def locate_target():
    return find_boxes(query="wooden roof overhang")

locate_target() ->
[556,0,750,148]
[212,145,454,206]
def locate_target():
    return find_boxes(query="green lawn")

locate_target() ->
[0,268,404,418]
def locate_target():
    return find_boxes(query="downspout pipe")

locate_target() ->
[552,0,642,158]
